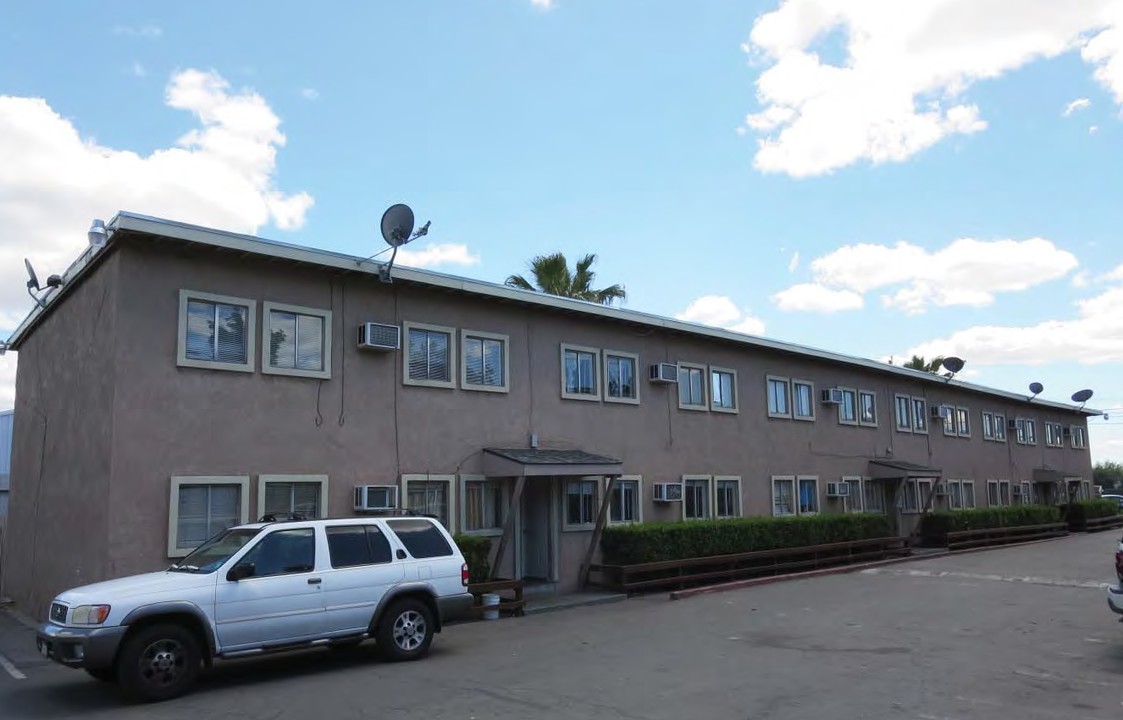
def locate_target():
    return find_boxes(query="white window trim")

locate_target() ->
[841,475,864,513]
[771,475,796,517]
[709,366,739,414]
[401,474,456,533]
[460,329,510,394]
[562,476,601,531]
[797,475,820,516]
[1071,425,1087,449]
[677,361,708,411]
[941,405,957,437]
[993,414,1007,443]
[894,394,913,433]
[1020,481,1033,504]
[260,300,332,380]
[1025,419,1038,445]
[837,387,858,426]
[681,474,713,520]
[176,289,257,373]
[981,411,994,441]
[560,343,602,402]
[767,375,792,419]
[167,475,251,558]
[1046,422,1065,448]
[258,474,329,520]
[606,475,644,525]
[961,480,976,509]
[602,349,640,405]
[403,321,457,389]
[858,389,878,427]
[956,406,971,438]
[713,475,743,519]
[792,379,816,421]
[459,474,504,536]
[911,396,929,434]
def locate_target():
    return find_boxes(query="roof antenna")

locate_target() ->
[1028,382,1044,401]
[24,259,61,309]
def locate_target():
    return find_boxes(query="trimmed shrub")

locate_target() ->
[453,534,491,584]
[600,514,892,566]
[919,505,1061,545]
[1064,499,1120,528]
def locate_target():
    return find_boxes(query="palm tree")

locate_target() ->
[903,355,946,373]
[504,252,626,305]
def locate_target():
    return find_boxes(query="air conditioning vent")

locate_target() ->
[1062,427,1072,438]
[649,362,679,384]
[1007,418,1019,431]
[821,388,844,405]
[358,322,401,351]
[826,482,850,497]
[935,482,949,496]
[930,405,950,420]
[354,485,399,511]
[653,482,683,502]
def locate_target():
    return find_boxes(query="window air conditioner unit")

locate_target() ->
[826,482,850,497]
[649,362,679,384]
[653,483,683,502]
[354,485,399,511]
[1011,484,1022,495]
[934,482,949,496]
[930,405,950,420]
[358,322,401,351]
[1062,427,1072,438]
[1007,418,1019,431]
[821,388,844,405]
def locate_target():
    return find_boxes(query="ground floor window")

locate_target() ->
[772,476,795,516]
[609,476,642,524]
[684,476,711,520]
[900,479,919,513]
[715,477,742,518]
[798,476,819,515]
[402,475,453,530]
[1017,481,1034,504]
[948,480,976,510]
[564,478,599,529]
[168,476,249,557]
[843,477,864,513]
[863,481,885,513]
[987,479,1012,507]
[462,476,505,533]
[260,475,328,519]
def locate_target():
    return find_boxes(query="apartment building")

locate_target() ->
[1,212,1096,615]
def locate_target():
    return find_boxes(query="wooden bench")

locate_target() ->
[466,579,526,618]
[944,522,1068,551]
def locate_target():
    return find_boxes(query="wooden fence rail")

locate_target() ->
[944,522,1068,551]
[1073,515,1123,533]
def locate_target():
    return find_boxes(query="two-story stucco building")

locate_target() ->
[1,212,1097,616]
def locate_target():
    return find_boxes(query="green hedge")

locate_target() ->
[1065,499,1120,526]
[600,514,892,566]
[452,534,491,584]
[919,505,1061,545]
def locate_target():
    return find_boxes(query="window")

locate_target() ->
[1019,481,1034,505]
[961,480,976,509]
[982,412,995,440]
[942,406,956,436]
[955,407,970,437]
[683,476,712,520]
[462,476,505,534]
[798,476,819,514]
[864,481,885,513]
[386,519,454,558]
[167,476,250,557]
[604,351,639,404]
[1045,422,1064,448]
[987,479,1011,507]
[772,476,795,516]
[404,322,455,388]
[900,480,919,513]
[608,476,642,524]
[768,376,791,418]
[994,414,1007,442]
[911,397,928,433]
[715,476,742,519]
[564,478,599,528]
[710,368,738,413]
[177,290,256,372]
[259,475,328,519]
[1071,425,1087,449]
[792,380,815,420]
[262,302,331,379]
[326,525,392,568]
[462,330,509,392]
[917,479,933,511]
[843,476,864,513]
[238,528,316,577]
[947,480,977,510]
[1015,417,1027,444]
[678,362,707,410]
[402,475,454,530]
[859,390,877,426]
[561,344,600,400]
[895,394,912,432]
[1025,419,1037,445]
[838,388,857,425]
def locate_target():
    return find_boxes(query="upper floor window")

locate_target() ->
[404,322,455,388]
[994,413,1007,442]
[1044,422,1064,448]
[941,406,956,436]
[462,330,509,392]
[838,388,857,425]
[710,368,738,413]
[678,362,707,410]
[982,411,995,440]
[604,351,639,404]
[561,344,599,400]
[858,390,877,426]
[895,394,912,432]
[177,290,256,373]
[911,397,928,433]
[792,380,815,420]
[1015,417,1037,445]
[1071,425,1087,449]
[955,407,970,437]
[263,302,331,380]
[768,376,791,418]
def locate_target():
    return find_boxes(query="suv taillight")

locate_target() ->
[461,562,469,587]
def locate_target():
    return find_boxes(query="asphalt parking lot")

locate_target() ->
[2,532,1122,720]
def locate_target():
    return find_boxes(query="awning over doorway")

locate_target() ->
[1032,468,1076,483]
[868,458,942,479]
[482,448,622,477]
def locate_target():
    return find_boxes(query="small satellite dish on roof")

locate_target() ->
[1071,388,1093,409]
[1028,382,1044,400]
[25,259,40,291]
[370,203,431,283]
[942,356,964,373]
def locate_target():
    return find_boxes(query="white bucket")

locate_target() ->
[481,593,501,621]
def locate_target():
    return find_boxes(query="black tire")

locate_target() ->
[115,623,201,703]
[376,599,434,662]
[85,667,116,682]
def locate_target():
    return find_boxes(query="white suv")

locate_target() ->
[35,515,473,702]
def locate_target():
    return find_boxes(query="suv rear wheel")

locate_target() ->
[376,599,433,662]
[115,623,202,702]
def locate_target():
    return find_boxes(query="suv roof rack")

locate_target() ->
[257,512,308,523]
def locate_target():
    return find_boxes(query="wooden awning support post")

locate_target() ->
[580,474,619,590]
[488,475,526,582]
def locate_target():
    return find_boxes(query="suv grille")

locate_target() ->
[50,603,68,624]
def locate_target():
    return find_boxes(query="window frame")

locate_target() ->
[955,406,971,438]
[325,524,394,568]
[911,397,929,434]
[993,413,1007,442]
[837,387,858,426]
[894,394,912,433]
[459,475,506,536]
[792,379,816,421]
[677,361,708,411]
[562,477,600,531]
[560,343,602,401]
[261,300,332,380]
[842,475,864,513]
[167,475,251,558]
[176,289,257,373]
[714,475,743,519]
[1071,425,1087,449]
[709,367,739,414]
[767,375,792,419]
[1025,419,1038,445]
[771,475,796,517]
[858,390,878,427]
[258,474,329,520]
[606,475,643,525]
[460,329,510,393]
[682,475,713,520]
[797,475,820,515]
[401,474,456,533]
[403,321,457,389]
[981,411,994,440]
[1045,422,1065,448]
[602,349,640,405]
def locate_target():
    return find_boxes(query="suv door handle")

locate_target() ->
[307,578,322,585]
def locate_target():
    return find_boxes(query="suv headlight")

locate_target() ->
[70,605,111,625]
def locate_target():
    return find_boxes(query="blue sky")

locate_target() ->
[2,1,1122,460]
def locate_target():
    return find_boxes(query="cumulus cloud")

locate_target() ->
[1064,97,1092,116]
[787,251,800,272]
[742,1,1123,177]
[112,24,162,38]
[676,295,765,336]
[394,243,480,269]
[299,87,319,101]
[530,0,555,9]
[772,237,1077,315]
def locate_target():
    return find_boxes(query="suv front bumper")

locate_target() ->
[36,622,127,670]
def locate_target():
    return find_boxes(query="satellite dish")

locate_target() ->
[1029,382,1044,397]
[942,356,965,374]
[1072,389,1094,405]
[380,204,415,248]
[24,258,40,291]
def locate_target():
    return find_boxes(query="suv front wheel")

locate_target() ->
[116,623,202,702]
[377,599,434,662]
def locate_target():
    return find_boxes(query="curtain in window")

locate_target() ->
[773,479,794,515]
[407,481,449,528]
[798,479,817,513]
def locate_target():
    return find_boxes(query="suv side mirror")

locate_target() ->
[227,563,255,582]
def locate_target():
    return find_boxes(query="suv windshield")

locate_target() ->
[170,528,261,574]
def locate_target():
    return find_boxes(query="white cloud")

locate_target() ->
[112,24,162,38]
[530,0,555,9]
[742,1,1123,177]
[1064,97,1092,116]
[1091,124,1101,134]
[675,295,765,336]
[130,62,147,78]
[1104,263,1123,281]
[773,237,1077,315]
[394,243,480,269]
[299,87,319,101]
[1073,270,1092,287]
[787,251,800,272]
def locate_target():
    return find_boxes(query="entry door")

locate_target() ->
[521,480,553,581]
